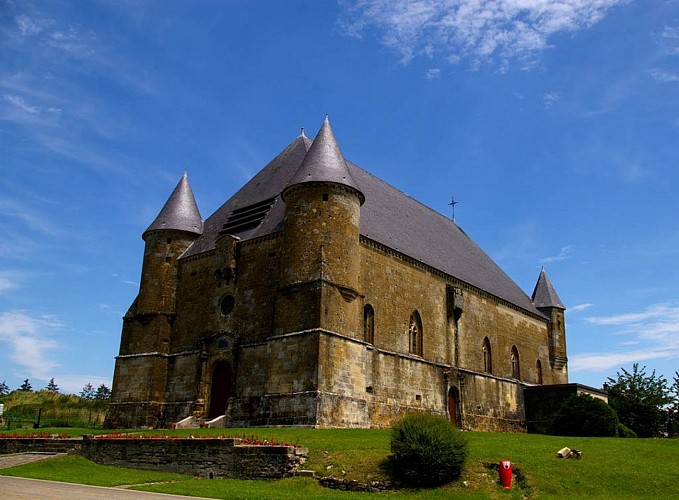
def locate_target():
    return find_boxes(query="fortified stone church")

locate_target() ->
[106,117,570,431]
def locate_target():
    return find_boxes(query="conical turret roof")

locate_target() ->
[144,171,203,238]
[284,116,364,204]
[531,267,565,309]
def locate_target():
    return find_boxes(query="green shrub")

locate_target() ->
[389,412,467,487]
[550,394,618,437]
[616,422,638,438]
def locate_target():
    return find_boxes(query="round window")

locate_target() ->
[220,295,235,316]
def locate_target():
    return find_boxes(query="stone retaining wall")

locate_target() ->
[0,438,81,455]
[81,436,307,479]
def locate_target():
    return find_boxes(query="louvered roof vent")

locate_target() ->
[220,197,276,235]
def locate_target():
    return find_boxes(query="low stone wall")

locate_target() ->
[0,438,82,455]
[81,436,307,479]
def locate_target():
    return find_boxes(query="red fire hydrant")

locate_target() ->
[499,459,512,489]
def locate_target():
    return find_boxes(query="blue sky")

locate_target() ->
[1,0,677,394]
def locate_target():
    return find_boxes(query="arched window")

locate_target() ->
[536,359,543,385]
[511,345,520,380]
[408,311,423,356]
[363,304,375,344]
[482,337,492,374]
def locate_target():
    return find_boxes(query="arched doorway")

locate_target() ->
[209,360,233,418]
[448,386,460,427]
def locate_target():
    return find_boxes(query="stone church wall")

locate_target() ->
[459,294,554,383]
[109,206,559,431]
[367,349,447,428]
[359,242,449,362]
[458,371,525,432]
[165,352,201,402]
[227,332,320,426]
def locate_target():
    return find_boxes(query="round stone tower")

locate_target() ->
[277,117,365,336]
[107,172,202,428]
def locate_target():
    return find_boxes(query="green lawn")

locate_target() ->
[0,427,113,437]
[1,428,677,499]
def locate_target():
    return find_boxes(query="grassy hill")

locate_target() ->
[1,427,677,498]
[0,390,108,429]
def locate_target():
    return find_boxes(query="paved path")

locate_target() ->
[0,476,218,499]
[0,452,66,469]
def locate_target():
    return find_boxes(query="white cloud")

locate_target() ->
[539,244,572,263]
[425,68,441,79]
[543,91,560,107]
[0,197,60,236]
[339,0,628,69]
[3,93,41,114]
[0,271,21,293]
[650,68,679,83]
[47,25,96,56]
[14,14,54,36]
[662,26,679,39]
[659,25,679,55]
[569,303,593,312]
[584,302,679,326]
[571,302,679,372]
[0,277,17,293]
[0,311,62,380]
[570,348,674,373]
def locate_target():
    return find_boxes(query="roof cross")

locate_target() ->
[449,196,459,222]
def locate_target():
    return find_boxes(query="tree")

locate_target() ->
[606,364,672,438]
[80,383,96,400]
[550,394,619,437]
[667,371,679,437]
[19,379,32,392]
[94,384,111,400]
[45,378,59,393]
[0,380,9,396]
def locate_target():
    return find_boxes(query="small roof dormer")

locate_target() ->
[143,171,203,240]
[531,267,565,310]
[283,116,365,204]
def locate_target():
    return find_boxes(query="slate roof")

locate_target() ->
[531,267,566,310]
[284,116,364,204]
[181,120,547,317]
[145,171,203,238]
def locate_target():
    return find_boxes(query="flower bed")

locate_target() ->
[93,432,295,446]
[0,432,70,439]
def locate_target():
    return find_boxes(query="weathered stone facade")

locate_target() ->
[106,118,569,431]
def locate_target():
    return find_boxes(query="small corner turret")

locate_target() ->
[532,267,567,378]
